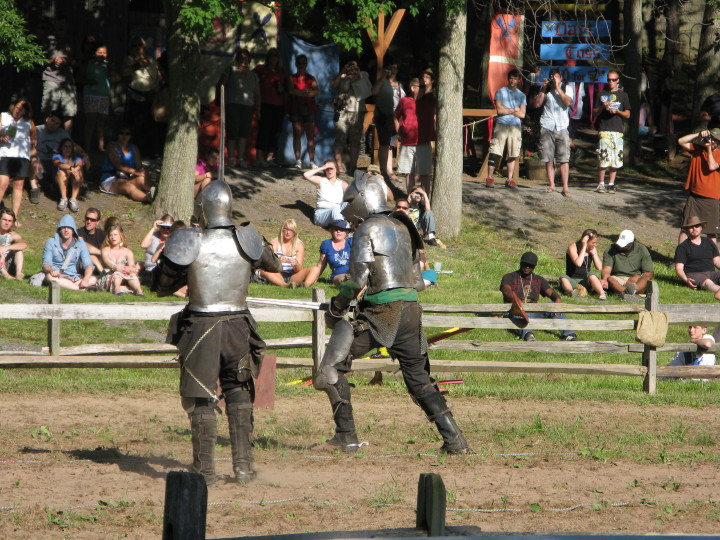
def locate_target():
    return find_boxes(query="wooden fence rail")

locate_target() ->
[2,281,720,394]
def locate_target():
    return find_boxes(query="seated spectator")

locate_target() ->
[419,249,438,288]
[76,207,106,272]
[33,111,90,204]
[99,224,143,296]
[303,161,348,227]
[674,216,720,299]
[103,215,121,232]
[397,185,445,248]
[99,127,153,202]
[600,230,654,296]
[559,229,606,300]
[303,220,353,286]
[52,137,85,212]
[259,219,315,287]
[0,208,26,279]
[667,325,716,382]
[41,214,97,290]
[140,215,174,273]
[499,251,577,342]
[150,220,188,297]
[194,147,219,197]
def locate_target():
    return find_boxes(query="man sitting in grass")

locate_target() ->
[0,208,26,280]
[666,325,716,382]
[500,251,577,342]
[600,229,654,297]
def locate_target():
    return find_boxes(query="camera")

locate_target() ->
[345,64,354,73]
[384,68,391,75]
[702,136,713,145]
[546,78,556,92]
[412,193,422,201]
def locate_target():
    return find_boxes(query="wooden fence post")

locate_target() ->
[48,281,60,356]
[162,471,207,540]
[415,472,446,537]
[312,288,326,378]
[642,280,659,394]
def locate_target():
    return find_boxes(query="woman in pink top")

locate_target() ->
[288,54,319,169]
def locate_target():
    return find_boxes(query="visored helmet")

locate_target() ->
[194,180,233,228]
[341,173,390,226]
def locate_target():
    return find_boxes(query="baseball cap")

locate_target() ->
[158,221,173,228]
[329,219,352,230]
[520,251,538,267]
[615,230,634,247]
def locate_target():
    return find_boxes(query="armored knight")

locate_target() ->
[153,180,282,485]
[313,174,468,454]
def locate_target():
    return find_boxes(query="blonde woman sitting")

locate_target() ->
[100,224,144,296]
[259,219,314,287]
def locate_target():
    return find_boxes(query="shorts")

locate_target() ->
[226,103,253,139]
[83,94,110,115]
[610,275,633,287]
[0,157,30,178]
[682,194,720,236]
[374,111,397,146]
[415,143,433,175]
[397,144,417,174]
[539,127,570,163]
[559,274,596,289]
[100,176,119,194]
[488,123,522,158]
[334,111,363,149]
[290,113,315,124]
[687,271,720,289]
[598,131,624,169]
[42,81,78,117]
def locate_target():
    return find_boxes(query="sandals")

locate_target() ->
[561,191,572,198]
[544,187,556,193]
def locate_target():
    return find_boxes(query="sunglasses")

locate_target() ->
[85,217,99,222]
[396,205,409,210]
[688,224,703,229]
[608,78,619,82]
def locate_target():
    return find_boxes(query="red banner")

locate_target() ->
[488,13,523,102]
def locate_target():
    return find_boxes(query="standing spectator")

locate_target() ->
[674,216,720,298]
[0,209,26,280]
[371,59,405,181]
[99,127,152,203]
[331,58,372,174]
[77,207,106,272]
[287,54,318,169]
[500,251,577,342]
[415,69,437,195]
[123,37,162,156]
[568,83,585,163]
[253,48,285,167]
[303,220,354,286]
[303,161,348,227]
[41,214,98,290]
[81,42,112,153]
[0,98,37,224]
[532,68,574,197]
[33,111,91,203]
[699,82,720,130]
[219,48,260,168]
[100,224,144,296]
[600,230,654,296]
[194,147,219,197]
[52,138,84,212]
[394,78,421,192]
[676,129,720,245]
[485,68,526,189]
[594,70,631,194]
[42,18,77,134]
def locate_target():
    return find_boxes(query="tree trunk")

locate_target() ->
[155,0,203,221]
[434,1,467,239]
[622,0,643,166]
[692,3,720,129]
[661,0,682,74]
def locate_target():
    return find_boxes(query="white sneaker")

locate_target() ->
[309,161,318,169]
[68,198,79,213]
[56,198,68,211]
[294,159,303,168]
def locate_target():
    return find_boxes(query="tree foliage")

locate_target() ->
[0,0,44,70]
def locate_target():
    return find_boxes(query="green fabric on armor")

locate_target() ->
[363,287,418,305]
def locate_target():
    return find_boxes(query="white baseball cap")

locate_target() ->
[615,230,634,248]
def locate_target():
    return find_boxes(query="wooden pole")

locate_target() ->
[48,281,60,356]
[642,280,659,394]
[416,473,446,536]
[162,471,207,540]
[312,288,326,378]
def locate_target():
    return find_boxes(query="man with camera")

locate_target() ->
[330,59,372,174]
[593,70,630,194]
[677,128,720,245]
[532,68,574,197]
[400,185,445,248]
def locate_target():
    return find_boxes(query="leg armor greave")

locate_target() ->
[225,385,256,482]
[415,387,469,455]
[189,399,218,486]
[313,319,355,404]
[326,374,359,453]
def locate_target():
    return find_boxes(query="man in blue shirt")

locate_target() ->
[486,68,526,188]
[41,214,97,290]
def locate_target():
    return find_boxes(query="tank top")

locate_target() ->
[565,248,590,279]
[275,246,297,276]
[316,177,344,209]
[102,142,139,175]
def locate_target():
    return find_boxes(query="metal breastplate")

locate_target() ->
[352,216,417,294]
[187,229,252,312]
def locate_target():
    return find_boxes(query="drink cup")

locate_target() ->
[434,262,442,272]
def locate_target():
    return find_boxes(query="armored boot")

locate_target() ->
[190,409,218,486]
[226,387,256,482]
[416,390,469,455]
[326,375,360,453]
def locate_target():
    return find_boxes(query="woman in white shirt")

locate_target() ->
[303,160,348,227]
[0,98,36,224]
